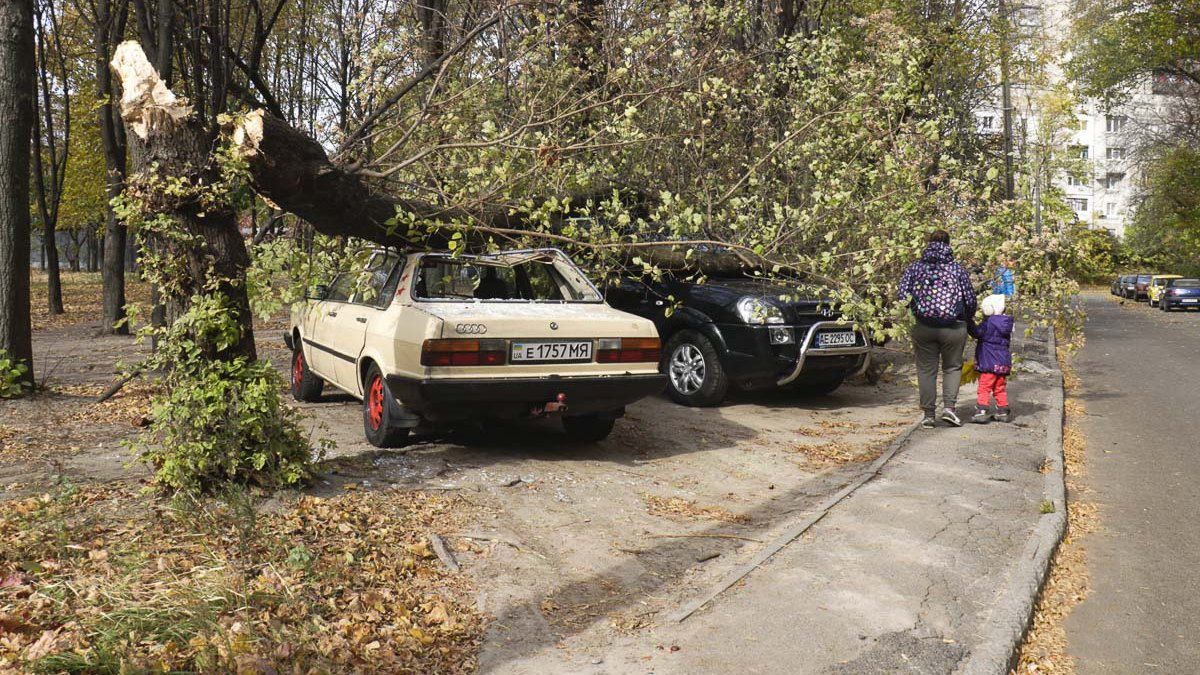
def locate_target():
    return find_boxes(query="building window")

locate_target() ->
[1105,115,1127,133]
[979,115,993,130]
[1106,147,1126,160]
[1071,145,1090,160]
[1071,117,1088,131]
[1104,172,1125,189]
[1067,198,1088,212]
[1066,173,1087,187]
[1106,202,1118,216]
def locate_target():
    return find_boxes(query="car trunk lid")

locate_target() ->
[422,302,656,339]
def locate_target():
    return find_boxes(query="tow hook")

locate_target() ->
[532,393,568,417]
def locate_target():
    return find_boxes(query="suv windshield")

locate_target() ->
[415,250,602,302]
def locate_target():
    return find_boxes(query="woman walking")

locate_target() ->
[899,230,978,428]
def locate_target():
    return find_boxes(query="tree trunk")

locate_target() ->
[113,40,256,360]
[95,0,129,334]
[231,110,762,276]
[42,222,62,311]
[0,0,34,383]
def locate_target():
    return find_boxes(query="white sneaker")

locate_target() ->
[940,408,963,427]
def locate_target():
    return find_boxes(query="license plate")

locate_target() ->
[816,331,857,348]
[1183,298,1198,304]
[510,341,593,362]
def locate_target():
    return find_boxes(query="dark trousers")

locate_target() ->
[912,321,968,416]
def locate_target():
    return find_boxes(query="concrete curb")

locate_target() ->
[958,330,1067,675]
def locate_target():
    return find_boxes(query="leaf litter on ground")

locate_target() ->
[0,482,485,673]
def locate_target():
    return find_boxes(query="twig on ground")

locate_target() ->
[430,534,460,572]
[96,369,141,404]
[647,533,761,543]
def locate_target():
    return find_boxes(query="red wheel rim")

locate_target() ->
[293,351,303,387]
[368,376,384,430]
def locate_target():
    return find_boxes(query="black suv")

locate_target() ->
[606,275,869,406]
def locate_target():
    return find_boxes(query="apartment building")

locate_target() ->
[974,0,1177,238]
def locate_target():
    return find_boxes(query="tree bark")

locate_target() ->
[0,0,34,383]
[94,0,129,334]
[232,110,762,276]
[113,40,256,360]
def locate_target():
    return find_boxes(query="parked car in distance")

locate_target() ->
[1111,275,1128,296]
[1148,274,1183,307]
[1127,273,1153,300]
[1160,278,1200,312]
[287,248,667,447]
[605,273,869,406]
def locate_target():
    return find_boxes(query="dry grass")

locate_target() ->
[644,495,749,524]
[1013,334,1098,674]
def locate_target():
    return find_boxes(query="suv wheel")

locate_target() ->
[562,414,616,442]
[794,374,846,396]
[362,363,410,448]
[291,342,324,402]
[663,330,729,407]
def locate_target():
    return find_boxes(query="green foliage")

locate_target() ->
[1122,147,1200,277]
[364,6,1079,338]
[0,349,31,398]
[1062,225,1122,284]
[128,294,324,493]
[1069,0,1200,105]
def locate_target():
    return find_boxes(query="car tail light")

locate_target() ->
[421,339,507,366]
[596,337,661,363]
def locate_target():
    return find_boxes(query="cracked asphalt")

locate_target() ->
[488,330,1060,674]
[1065,293,1200,672]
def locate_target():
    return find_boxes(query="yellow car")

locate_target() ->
[1148,275,1183,307]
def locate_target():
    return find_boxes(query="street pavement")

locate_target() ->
[1065,293,1200,672]
[487,330,1061,674]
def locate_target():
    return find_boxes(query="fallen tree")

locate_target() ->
[227,109,765,277]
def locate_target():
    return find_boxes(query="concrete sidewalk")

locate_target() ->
[488,331,1062,674]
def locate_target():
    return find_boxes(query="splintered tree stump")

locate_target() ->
[110,41,256,360]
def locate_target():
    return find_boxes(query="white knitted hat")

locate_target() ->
[981,294,1006,317]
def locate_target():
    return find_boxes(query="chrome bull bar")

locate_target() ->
[776,320,871,387]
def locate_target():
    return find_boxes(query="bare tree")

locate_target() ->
[31,0,70,315]
[0,0,35,384]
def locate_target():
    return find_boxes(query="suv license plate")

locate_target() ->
[816,331,856,348]
[511,341,593,362]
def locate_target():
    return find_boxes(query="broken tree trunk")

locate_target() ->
[229,110,764,276]
[111,41,256,360]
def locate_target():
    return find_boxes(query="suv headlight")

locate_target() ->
[736,297,784,324]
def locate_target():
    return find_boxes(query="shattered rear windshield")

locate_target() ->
[414,252,602,302]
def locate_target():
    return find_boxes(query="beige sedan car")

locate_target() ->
[287,248,666,447]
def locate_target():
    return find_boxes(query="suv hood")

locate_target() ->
[421,302,657,339]
[705,277,834,303]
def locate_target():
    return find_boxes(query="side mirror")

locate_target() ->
[308,284,329,300]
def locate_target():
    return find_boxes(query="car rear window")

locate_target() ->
[415,255,602,302]
[1137,275,1151,283]
[1171,279,1200,288]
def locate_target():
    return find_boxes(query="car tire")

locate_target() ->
[362,363,410,448]
[1163,302,1173,313]
[562,414,617,442]
[663,330,729,407]
[290,342,324,402]
[794,374,846,396]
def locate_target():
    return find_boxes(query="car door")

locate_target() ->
[307,272,357,387]
[322,253,402,395]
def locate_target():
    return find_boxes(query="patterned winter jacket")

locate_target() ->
[898,241,978,327]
